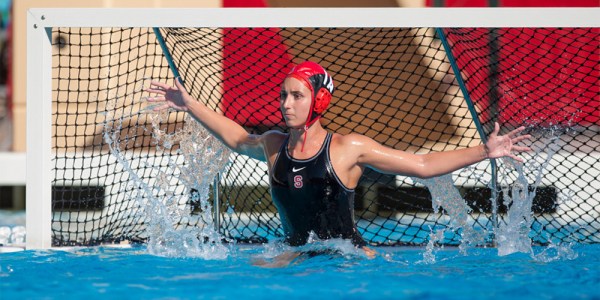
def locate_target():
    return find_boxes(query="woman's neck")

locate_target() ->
[287,122,327,158]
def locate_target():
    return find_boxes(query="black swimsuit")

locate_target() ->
[270,132,366,247]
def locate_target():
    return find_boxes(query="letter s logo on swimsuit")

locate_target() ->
[293,175,303,189]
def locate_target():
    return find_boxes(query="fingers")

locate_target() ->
[152,103,171,111]
[489,123,533,163]
[149,80,170,90]
[146,79,187,100]
[512,134,531,144]
[506,125,526,138]
[174,77,189,95]
[492,123,529,139]
[363,247,376,259]
[174,77,184,88]
[489,122,500,138]
[512,145,531,152]
[508,154,524,163]
[146,96,165,102]
[145,87,167,96]
[146,80,178,95]
[493,123,531,145]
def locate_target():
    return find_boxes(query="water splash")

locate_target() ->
[417,174,488,259]
[103,82,231,259]
[263,232,367,259]
[417,125,578,261]
[495,166,535,256]
[532,241,579,263]
[421,229,445,264]
[252,232,372,267]
[496,126,563,256]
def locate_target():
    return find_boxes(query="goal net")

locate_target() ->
[28,9,599,248]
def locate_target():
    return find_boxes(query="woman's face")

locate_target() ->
[280,77,312,129]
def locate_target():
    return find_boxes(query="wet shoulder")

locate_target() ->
[330,132,374,159]
[331,132,374,148]
[262,130,287,145]
[262,130,288,162]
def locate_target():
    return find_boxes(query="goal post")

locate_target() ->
[26,13,53,249]
[26,8,599,249]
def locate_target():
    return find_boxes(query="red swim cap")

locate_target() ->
[286,61,334,129]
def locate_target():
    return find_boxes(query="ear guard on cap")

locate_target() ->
[313,87,332,114]
[285,61,334,130]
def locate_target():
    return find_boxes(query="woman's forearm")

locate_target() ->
[418,145,488,178]
[185,100,251,152]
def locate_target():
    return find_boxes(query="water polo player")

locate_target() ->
[146,61,531,256]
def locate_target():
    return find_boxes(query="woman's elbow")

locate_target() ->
[409,158,435,179]
[413,171,437,179]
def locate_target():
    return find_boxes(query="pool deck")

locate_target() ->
[0,246,25,253]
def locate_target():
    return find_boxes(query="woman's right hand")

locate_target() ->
[145,77,192,112]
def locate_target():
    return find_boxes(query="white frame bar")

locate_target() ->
[26,8,599,249]
[0,152,26,185]
[27,11,53,249]
[27,8,600,28]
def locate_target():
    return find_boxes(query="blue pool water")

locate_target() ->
[2,124,598,299]
[1,243,599,299]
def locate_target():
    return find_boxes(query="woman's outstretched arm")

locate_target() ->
[352,122,531,178]
[146,78,268,161]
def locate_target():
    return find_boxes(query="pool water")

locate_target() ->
[1,242,599,299]
[2,123,598,299]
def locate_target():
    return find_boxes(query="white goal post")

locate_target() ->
[26,7,599,249]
